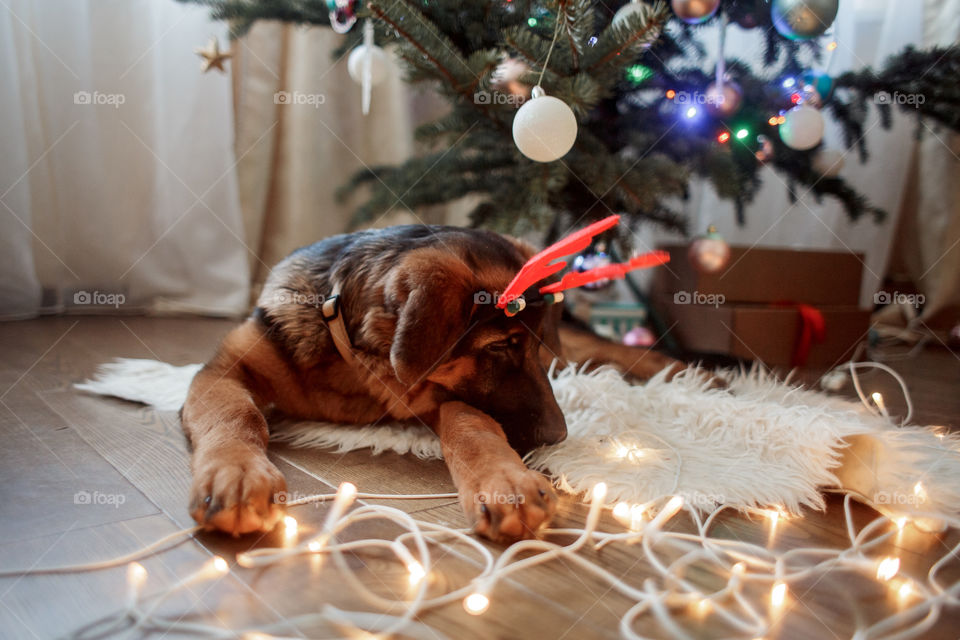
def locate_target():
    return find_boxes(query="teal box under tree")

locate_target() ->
[588,302,648,341]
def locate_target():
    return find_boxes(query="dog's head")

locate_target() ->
[384,236,567,455]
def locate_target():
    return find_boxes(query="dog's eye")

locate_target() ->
[485,335,523,352]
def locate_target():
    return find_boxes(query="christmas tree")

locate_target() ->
[182,0,960,239]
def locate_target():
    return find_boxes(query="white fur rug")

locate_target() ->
[76,358,960,517]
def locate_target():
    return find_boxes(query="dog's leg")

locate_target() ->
[435,401,556,544]
[557,324,683,380]
[181,359,286,536]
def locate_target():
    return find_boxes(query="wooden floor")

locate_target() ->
[0,316,958,639]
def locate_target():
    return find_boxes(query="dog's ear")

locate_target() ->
[388,249,475,387]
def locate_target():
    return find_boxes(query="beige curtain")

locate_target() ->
[230,22,427,299]
[878,0,960,332]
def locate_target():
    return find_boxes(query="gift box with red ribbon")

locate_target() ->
[650,245,870,368]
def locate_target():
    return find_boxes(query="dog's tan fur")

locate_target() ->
[181,225,681,543]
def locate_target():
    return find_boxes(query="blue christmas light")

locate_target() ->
[685,106,699,119]
[782,77,797,89]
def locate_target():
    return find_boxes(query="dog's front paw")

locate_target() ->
[189,444,287,536]
[461,464,556,544]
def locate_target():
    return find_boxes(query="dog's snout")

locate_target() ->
[537,419,567,446]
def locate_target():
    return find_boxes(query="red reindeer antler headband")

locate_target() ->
[494,215,670,316]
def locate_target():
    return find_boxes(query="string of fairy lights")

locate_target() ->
[1,361,957,638]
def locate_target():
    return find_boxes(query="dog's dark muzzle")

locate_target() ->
[488,362,567,456]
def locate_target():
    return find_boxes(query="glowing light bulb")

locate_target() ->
[407,561,426,586]
[768,116,779,126]
[827,41,838,51]
[125,562,147,607]
[648,496,684,533]
[871,392,887,415]
[686,106,699,119]
[898,580,914,601]
[782,77,796,89]
[735,128,749,140]
[696,598,712,616]
[776,115,786,125]
[283,515,298,539]
[771,581,788,608]
[212,556,229,574]
[592,482,608,502]
[877,557,900,581]
[664,495,684,514]
[127,562,147,588]
[340,482,358,500]
[718,132,731,143]
[666,89,676,99]
[913,481,927,502]
[464,592,490,615]
[308,540,323,553]
[613,502,630,521]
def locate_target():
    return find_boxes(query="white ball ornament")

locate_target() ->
[347,44,389,86]
[512,86,578,163]
[779,104,825,151]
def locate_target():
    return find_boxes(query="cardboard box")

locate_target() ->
[654,297,870,367]
[653,245,864,306]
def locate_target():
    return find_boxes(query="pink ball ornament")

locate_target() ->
[704,81,743,118]
[623,326,656,347]
[671,0,721,24]
[949,323,960,349]
[688,226,730,274]
[771,0,839,41]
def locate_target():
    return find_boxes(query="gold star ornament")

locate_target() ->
[195,37,232,73]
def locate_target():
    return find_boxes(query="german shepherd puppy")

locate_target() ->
[181,225,681,543]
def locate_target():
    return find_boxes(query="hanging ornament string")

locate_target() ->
[715,11,728,90]
[535,8,564,91]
